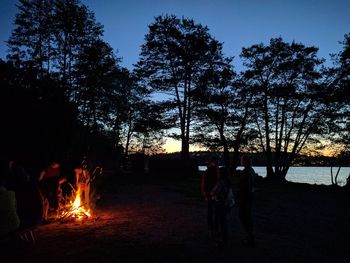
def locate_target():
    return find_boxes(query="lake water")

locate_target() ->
[198,166,350,186]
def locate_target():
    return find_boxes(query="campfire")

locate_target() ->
[58,186,91,221]
[57,167,94,221]
[56,166,102,221]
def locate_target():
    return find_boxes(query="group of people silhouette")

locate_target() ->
[201,155,256,247]
[2,152,256,251]
[0,156,93,245]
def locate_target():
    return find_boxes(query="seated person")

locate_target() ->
[0,170,20,236]
[7,159,43,227]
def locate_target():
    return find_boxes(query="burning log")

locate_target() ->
[57,175,92,221]
[58,188,91,221]
[56,167,102,222]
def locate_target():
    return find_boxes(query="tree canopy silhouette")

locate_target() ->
[3,1,350,176]
[135,14,229,160]
[241,38,331,180]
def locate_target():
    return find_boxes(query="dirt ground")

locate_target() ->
[2,173,350,263]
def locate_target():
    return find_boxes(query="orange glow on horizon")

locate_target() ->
[163,138,202,153]
[163,138,337,157]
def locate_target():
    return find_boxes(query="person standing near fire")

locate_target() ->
[38,161,64,220]
[74,159,91,209]
[201,156,220,238]
[237,155,256,247]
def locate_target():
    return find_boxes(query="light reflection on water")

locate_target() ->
[198,166,350,186]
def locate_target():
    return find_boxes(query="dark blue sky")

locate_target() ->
[1,0,349,71]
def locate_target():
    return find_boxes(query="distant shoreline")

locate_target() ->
[197,166,350,187]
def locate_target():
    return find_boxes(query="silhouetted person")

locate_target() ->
[237,155,255,246]
[0,161,20,236]
[8,159,44,228]
[38,161,62,218]
[210,169,232,246]
[201,156,220,237]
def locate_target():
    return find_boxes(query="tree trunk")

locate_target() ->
[180,110,189,160]
[231,145,240,173]
[331,167,335,185]
[265,152,275,178]
[181,139,189,160]
[335,167,341,186]
[223,143,230,176]
[219,130,230,175]
[331,166,341,186]
[346,173,350,188]
[262,89,275,179]
[124,125,132,158]
[279,166,289,182]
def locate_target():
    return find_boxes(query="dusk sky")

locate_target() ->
[0,0,349,152]
[1,0,350,70]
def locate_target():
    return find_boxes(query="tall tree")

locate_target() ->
[327,33,350,184]
[193,61,254,171]
[100,68,165,162]
[135,15,228,160]
[5,0,123,167]
[334,34,350,151]
[74,39,119,135]
[7,0,54,77]
[0,59,81,169]
[53,0,103,94]
[104,68,133,154]
[241,38,328,180]
[7,0,104,95]
[131,102,172,155]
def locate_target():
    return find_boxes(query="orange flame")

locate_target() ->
[58,185,91,221]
